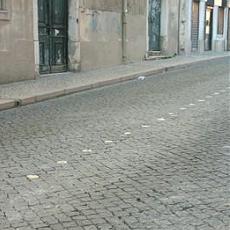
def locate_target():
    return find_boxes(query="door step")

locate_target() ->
[147,51,161,56]
[145,51,175,61]
[145,54,170,61]
[145,51,163,60]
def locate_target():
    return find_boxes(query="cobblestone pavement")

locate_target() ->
[0,58,229,230]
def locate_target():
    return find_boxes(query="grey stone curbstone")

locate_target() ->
[0,99,17,111]
[18,96,36,106]
[35,90,65,102]
[64,85,93,95]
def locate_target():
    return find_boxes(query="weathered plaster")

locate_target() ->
[0,0,35,84]
[79,8,122,70]
[179,0,192,54]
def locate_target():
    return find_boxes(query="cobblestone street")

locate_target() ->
[0,58,229,230]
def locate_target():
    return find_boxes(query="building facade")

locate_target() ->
[0,0,229,84]
[179,0,230,53]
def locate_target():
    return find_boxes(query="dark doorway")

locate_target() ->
[148,0,161,51]
[38,0,68,74]
[205,7,213,51]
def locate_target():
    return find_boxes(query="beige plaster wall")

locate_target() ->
[79,7,122,70]
[0,0,35,84]
[79,0,122,12]
[178,0,192,54]
[79,0,147,70]
[166,0,180,54]
[126,0,147,62]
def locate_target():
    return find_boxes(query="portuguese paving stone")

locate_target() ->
[0,58,229,229]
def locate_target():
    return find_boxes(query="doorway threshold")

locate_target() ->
[39,72,72,79]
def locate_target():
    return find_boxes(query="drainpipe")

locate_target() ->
[177,0,181,54]
[122,0,127,64]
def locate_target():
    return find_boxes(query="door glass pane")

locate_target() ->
[52,0,66,26]
[54,41,64,64]
[38,0,48,25]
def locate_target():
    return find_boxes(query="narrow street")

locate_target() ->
[0,58,229,230]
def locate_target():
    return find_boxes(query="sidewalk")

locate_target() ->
[0,52,229,111]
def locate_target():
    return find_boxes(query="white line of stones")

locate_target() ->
[26,86,230,180]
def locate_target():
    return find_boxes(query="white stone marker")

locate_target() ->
[27,175,39,180]
[82,149,92,153]
[141,125,150,128]
[124,132,131,135]
[105,140,113,144]
[157,118,165,121]
[57,161,68,164]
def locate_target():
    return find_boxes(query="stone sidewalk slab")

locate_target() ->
[0,52,229,111]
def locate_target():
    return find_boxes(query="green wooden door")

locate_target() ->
[38,0,68,74]
[149,0,161,51]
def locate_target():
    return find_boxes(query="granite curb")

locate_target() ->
[0,99,17,111]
